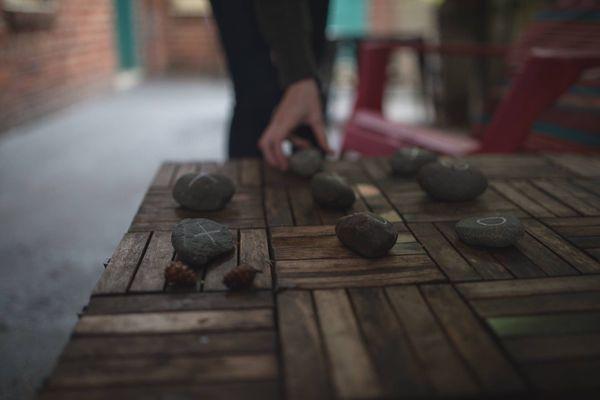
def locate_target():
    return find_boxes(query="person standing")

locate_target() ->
[210,0,332,170]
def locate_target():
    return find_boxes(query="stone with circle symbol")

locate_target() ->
[390,147,437,176]
[171,218,234,266]
[289,148,324,177]
[455,214,523,247]
[311,172,356,209]
[336,212,398,258]
[417,159,488,202]
[172,173,235,211]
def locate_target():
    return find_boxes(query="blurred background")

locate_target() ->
[0,0,595,399]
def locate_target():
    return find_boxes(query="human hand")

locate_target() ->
[258,78,332,170]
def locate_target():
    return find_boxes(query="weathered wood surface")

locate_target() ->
[40,155,600,399]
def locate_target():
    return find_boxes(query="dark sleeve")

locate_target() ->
[254,0,317,87]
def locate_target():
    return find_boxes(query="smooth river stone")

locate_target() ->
[390,147,438,176]
[311,172,356,209]
[171,219,234,266]
[289,148,324,177]
[173,173,235,211]
[418,159,488,202]
[455,214,524,247]
[336,212,398,258]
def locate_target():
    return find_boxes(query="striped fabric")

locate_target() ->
[485,3,600,153]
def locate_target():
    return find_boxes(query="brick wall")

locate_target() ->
[0,0,117,132]
[164,14,224,75]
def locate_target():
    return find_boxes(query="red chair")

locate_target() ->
[341,5,600,156]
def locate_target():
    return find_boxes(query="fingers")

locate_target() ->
[289,135,312,149]
[308,115,333,154]
[259,130,288,171]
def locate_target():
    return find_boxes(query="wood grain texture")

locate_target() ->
[523,219,600,273]
[239,229,271,289]
[421,284,525,394]
[41,156,600,399]
[39,381,280,400]
[385,285,479,396]
[314,289,383,399]
[62,331,276,359]
[408,222,481,281]
[277,291,331,400]
[93,232,151,295]
[48,354,278,388]
[86,291,272,314]
[456,275,600,299]
[349,288,430,397]
[74,309,273,335]
[130,231,174,292]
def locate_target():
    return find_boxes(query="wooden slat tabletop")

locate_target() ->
[39,154,600,399]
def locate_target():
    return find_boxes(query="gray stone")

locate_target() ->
[455,214,524,248]
[289,148,324,177]
[172,173,235,211]
[418,159,488,202]
[171,218,235,266]
[336,212,398,258]
[390,147,437,176]
[311,172,356,209]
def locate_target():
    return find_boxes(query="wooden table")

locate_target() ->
[39,154,600,399]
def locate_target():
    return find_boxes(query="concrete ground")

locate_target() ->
[0,78,425,400]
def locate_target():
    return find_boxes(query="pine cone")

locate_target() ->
[165,261,197,287]
[223,264,259,290]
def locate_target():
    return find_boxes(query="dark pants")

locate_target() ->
[210,0,329,158]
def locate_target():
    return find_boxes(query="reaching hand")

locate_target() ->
[258,78,332,170]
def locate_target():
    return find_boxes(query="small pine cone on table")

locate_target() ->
[164,261,197,287]
[223,264,259,290]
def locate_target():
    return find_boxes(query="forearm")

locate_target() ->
[253,0,317,87]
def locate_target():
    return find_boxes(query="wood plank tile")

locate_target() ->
[150,162,177,188]
[546,154,600,177]
[277,291,331,400]
[130,231,174,292]
[239,229,271,289]
[490,245,546,278]
[62,331,276,359]
[313,289,383,399]
[523,219,600,273]
[93,232,151,295]
[470,291,600,317]
[490,180,554,217]
[356,183,402,222]
[74,309,273,335]
[487,313,600,337]
[273,233,424,260]
[435,222,512,280]
[502,333,600,363]
[278,268,445,289]
[508,180,577,217]
[422,284,525,394]
[349,288,431,397]
[202,235,239,291]
[265,187,294,227]
[456,275,600,300]
[239,158,261,187]
[408,222,481,281]
[39,381,280,400]
[385,286,479,397]
[515,232,578,276]
[289,185,321,226]
[532,179,600,216]
[48,354,278,388]
[86,291,272,314]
